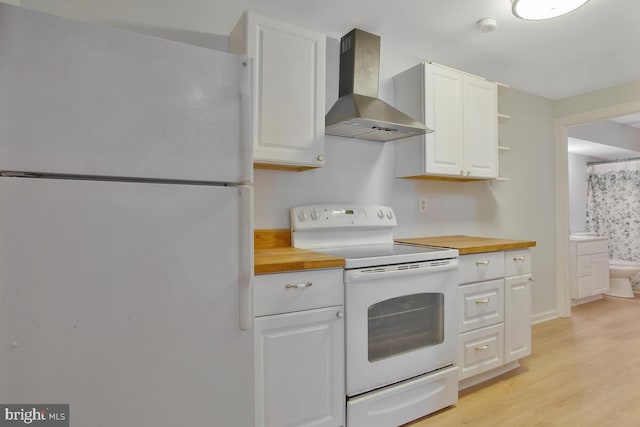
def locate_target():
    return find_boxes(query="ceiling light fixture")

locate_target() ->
[512,0,590,20]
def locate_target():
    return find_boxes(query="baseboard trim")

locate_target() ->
[458,361,521,390]
[531,309,559,325]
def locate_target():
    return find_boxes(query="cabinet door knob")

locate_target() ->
[317,155,324,162]
[336,311,344,319]
[285,282,313,289]
[529,276,535,282]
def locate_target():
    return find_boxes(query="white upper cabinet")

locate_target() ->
[230,12,326,171]
[393,62,498,180]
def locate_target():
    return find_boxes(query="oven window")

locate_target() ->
[367,293,444,362]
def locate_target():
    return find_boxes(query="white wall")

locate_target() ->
[12,0,559,319]
[555,80,640,118]
[568,153,600,233]
[255,38,558,319]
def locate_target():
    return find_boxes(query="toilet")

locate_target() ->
[606,259,640,298]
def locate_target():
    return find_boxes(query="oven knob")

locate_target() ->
[310,209,320,220]
[386,211,393,219]
[336,311,344,319]
[297,210,309,222]
[377,209,384,219]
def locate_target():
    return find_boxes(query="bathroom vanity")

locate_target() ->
[568,234,610,305]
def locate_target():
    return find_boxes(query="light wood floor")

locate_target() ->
[405,295,640,427]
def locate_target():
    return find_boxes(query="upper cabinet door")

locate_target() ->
[425,64,464,176]
[463,75,498,178]
[393,62,498,180]
[231,12,326,171]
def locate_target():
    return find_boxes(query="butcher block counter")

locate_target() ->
[254,231,535,274]
[254,229,344,274]
[395,235,536,254]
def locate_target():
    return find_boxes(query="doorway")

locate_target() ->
[555,101,640,317]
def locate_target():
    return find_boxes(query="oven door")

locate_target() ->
[344,259,458,396]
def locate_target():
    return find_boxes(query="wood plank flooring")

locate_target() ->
[405,296,640,427]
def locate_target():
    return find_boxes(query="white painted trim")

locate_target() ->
[555,99,640,318]
[571,294,602,307]
[458,361,520,390]
[531,309,558,325]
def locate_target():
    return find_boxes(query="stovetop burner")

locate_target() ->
[290,204,458,269]
[312,243,456,269]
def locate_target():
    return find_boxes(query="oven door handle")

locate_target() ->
[345,260,458,283]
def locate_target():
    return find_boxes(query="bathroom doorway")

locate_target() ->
[556,103,640,317]
[567,114,640,235]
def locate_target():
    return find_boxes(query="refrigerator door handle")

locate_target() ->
[239,56,253,185]
[239,184,254,330]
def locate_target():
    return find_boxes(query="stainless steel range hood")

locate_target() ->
[325,29,432,142]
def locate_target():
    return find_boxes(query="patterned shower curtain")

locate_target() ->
[585,159,640,289]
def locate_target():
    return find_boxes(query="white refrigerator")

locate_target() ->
[0,4,254,427]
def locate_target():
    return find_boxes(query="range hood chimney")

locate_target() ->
[325,29,432,142]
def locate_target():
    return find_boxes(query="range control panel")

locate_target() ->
[290,204,397,231]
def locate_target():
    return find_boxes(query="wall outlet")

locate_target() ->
[419,197,428,214]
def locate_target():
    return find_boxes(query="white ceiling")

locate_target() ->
[568,137,640,160]
[14,0,640,101]
[239,0,640,100]
[609,112,640,128]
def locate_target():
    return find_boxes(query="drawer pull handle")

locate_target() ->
[513,256,526,261]
[475,260,490,266]
[475,345,489,351]
[475,299,490,304]
[285,282,313,289]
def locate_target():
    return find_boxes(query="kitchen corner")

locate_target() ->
[254,227,537,424]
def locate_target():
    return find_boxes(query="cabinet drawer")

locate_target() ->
[459,252,505,284]
[504,249,531,277]
[254,269,343,317]
[577,255,592,277]
[459,279,504,333]
[458,323,504,380]
[576,240,608,255]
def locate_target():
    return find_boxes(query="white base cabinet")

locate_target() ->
[569,237,610,302]
[504,274,532,363]
[393,62,498,180]
[230,12,326,170]
[457,249,532,386]
[254,270,344,427]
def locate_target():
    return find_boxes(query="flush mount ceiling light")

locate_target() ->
[512,0,590,20]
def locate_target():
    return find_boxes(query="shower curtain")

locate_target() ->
[585,159,640,290]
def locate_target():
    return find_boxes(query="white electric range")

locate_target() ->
[290,204,460,427]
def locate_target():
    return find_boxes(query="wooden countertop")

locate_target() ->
[254,229,344,274]
[395,235,536,255]
[254,231,535,273]
[254,247,344,274]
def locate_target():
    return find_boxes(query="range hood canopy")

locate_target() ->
[325,29,432,142]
